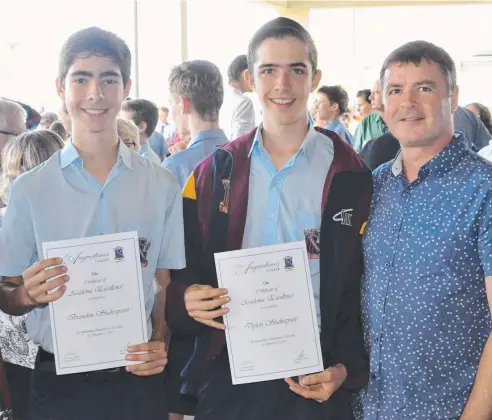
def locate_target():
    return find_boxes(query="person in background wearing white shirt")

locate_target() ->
[221,54,255,140]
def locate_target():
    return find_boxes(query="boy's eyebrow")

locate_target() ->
[69,70,93,78]
[68,70,121,78]
[258,62,308,69]
[100,70,122,78]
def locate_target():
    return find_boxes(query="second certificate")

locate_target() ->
[214,241,324,385]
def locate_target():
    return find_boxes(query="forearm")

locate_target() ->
[461,333,492,419]
[151,284,168,342]
[0,277,37,316]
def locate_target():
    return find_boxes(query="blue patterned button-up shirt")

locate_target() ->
[361,134,492,419]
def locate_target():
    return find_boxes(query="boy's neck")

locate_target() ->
[189,119,220,141]
[261,116,310,170]
[71,125,119,185]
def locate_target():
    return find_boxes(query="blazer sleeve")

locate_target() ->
[166,171,205,333]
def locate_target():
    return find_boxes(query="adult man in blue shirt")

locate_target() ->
[361,40,492,419]
[0,27,185,420]
[162,60,228,188]
[316,85,354,146]
[121,99,165,163]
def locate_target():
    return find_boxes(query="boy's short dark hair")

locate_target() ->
[169,60,223,122]
[228,55,248,83]
[121,99,159,137]
[356,89,371,104]
[380,40,456,93]
[247,17,318,74]
[318,85,349,116]
[58,27,131,86]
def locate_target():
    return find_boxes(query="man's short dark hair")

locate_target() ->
[58,27,131,86]
[356,89,371,104]
[159,106,169,113]
[122,99,158,137]
[318,85,349,115]
[248,17,318,74]
[40,112,58,124]
[228,55,248,83]
[380,40,456,93]
[49,121,67,140]
[169,60,223,122]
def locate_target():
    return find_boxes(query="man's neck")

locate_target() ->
[189,119,220,140]
[139,134,149,145]
[262,116,309,170]
[229,81,243,93]
[401,134,453,183]
[325,114,340,125]
[71,126,119,185]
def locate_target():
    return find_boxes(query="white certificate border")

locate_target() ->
[216,243,323,381]
[45,237,147,373]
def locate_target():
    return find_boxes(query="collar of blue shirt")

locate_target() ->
[324,119,343,132]
[248,123,318,164]
[60,139,133,171]
[391,132,468,179]
[188,129,228,149]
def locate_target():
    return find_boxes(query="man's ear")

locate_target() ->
[181,96,192,114]
[138,121,147,135]
[124,79,133,99]
[244,69,255,92]
[312,69,322,92]
[56,78,65,101]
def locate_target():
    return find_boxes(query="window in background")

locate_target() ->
[187,0,278,125]
[136,0,182,107]
[0,0,134,113]
[310,4,492,107]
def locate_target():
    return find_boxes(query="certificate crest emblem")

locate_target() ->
[114,246,125,261]
[284,256,294,270]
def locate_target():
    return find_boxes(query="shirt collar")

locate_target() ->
[391,132,468,180]
[248,123,318,164]
[325,119,342,131]
[188,129,227,148]
[60,139,133,171]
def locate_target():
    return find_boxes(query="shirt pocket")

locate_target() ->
[295,211,320,275]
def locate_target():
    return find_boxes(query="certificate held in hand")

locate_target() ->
[42,231,148,375]
[214,241,324,385]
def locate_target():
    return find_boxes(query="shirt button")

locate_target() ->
[375,337,380,344]
[378,300,383,307]
[100,192,104,198]
[269,213,275,218]
[384,262,391,268]
[393,224,398,230]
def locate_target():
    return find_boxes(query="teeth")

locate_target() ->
[85,109,106,115]
[272,99,294,105]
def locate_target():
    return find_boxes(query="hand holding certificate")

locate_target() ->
[214,241,324,385]
[42,231,149,375]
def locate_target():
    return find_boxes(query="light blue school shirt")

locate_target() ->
[139,143,161,165]
[0,140,186,353]
[162,129,228,188]
[325,118,354,147]
[242,124,335,326]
